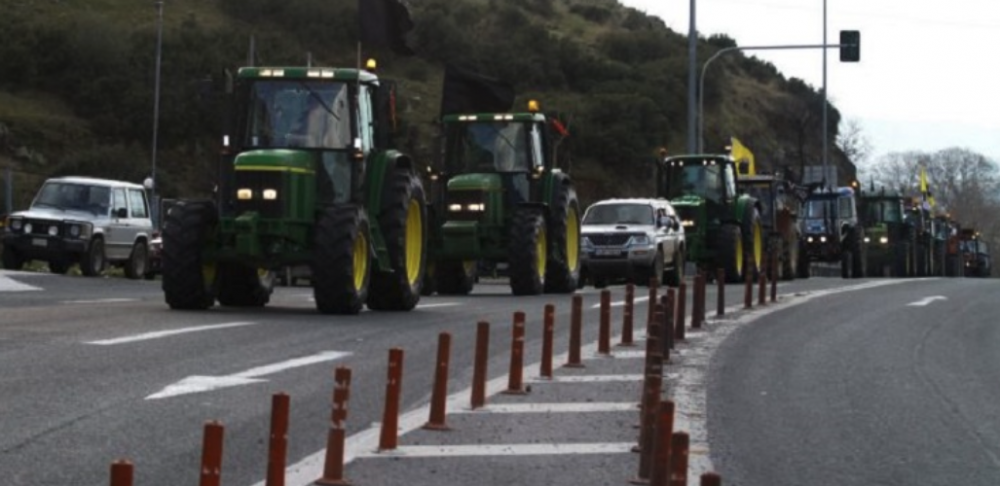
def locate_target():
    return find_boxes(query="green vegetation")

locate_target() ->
[0,0,850,210]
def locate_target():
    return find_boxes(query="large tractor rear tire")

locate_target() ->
[313,205,371,315]
[217,264,272,307]
[509,208,547,296]
[436,260,477,295]
[367,171,427,311]
[719,223,743,283]
[544,181,581,293]
[162,200,217,310]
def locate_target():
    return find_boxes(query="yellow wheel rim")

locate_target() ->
[463,260,476,277]
[404,198,423,286]
[753,222,763,270]
[566,206,580,271]
[353,230,369,291]
[537,226,547,280]
[736,234,744,276]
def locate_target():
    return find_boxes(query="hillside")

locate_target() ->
[0,0,854,209]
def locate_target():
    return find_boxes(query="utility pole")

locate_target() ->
[151,0,164,220]
[686,0,698,154]
[822,0,829,189]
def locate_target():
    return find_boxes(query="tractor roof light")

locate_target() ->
[366,58,377,71]
[527,100,540,113]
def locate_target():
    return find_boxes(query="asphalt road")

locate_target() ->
[708,277,1000,485]
[0,268,968,486]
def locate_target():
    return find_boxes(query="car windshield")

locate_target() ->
[583,203,654,225]
[242,80,352,150]
[31,182,111,215]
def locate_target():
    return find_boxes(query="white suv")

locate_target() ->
[2,176,155,278]
[580,198,686,287]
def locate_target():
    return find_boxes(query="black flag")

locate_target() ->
[440,64,515,116]
[359,0,415,56]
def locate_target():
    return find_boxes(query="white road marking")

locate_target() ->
[590,296,649,309]
[85,321,259,345]
[146,350,351,400]
[0,274,43,292]
[61,298,138,305]
[415,302,460,309]
[354,442,635,459]
[528,374,644,383]
[907,295,948,307]
[453,402,637,414]
[604,350,646,359]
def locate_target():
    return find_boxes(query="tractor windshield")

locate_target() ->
[661,159,723,202]
[241,80,353,150]
[864,199,902,224]
[445,121,532,173]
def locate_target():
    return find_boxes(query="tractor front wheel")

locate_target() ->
[367,170,427,311]
[544,181,581,293]
[509,208,547,296]
[313,205,371,315]
[162,200,218,310]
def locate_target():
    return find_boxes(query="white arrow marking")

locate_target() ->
[907,296,948,307]
[591,296,650,309]
[0,274,43,292]
[146,350,351,400]
[62,298,138,305]
[415,302,460,309]
[85,321,258,345]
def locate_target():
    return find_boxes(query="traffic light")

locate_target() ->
[840,30,860,62]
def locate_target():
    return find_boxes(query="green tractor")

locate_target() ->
[736,172,808,280]
[656,154,764,283]
[424,100,581,295]
[161,65,427,314]
[859,188,914,277]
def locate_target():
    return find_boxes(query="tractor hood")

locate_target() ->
[447,173,503,192]
[235,149,316,172]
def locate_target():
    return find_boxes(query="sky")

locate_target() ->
[617,0,1000,165]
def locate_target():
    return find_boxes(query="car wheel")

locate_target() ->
[124,241,148,280]
[80,238,105,277]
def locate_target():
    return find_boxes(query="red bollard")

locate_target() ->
[378,348,404,451]
[647,279,659,329]
[109,460,133,486]
[316,367,352,486]
[620,283,636,346]
[771,253,778,303]
[471,321,490,409]
[660,292,675,361]
[758,270,767,306]
[700,472,722,486]
[630,373,662,484]
[565,294,585,368]
[675,279,687,342]
[598,290,612,355]
[540,304,555,378]
[695,272,706,328]
[668,432,690,486]
[649,400,676,486]
[505,312,527,394]
[716,268,725,317]
[743,265,753,310]
[199,421,225,486]
[266,393,290,486]
[424,332,452,430]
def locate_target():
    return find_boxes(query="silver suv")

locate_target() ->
[2,176,155,278]
[581,198,686,287]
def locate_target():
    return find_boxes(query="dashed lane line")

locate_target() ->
[84,321,259,345]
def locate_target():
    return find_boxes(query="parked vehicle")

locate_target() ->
[580,198,685,288]
[2,176,154,278]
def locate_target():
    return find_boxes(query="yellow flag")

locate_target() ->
[730,137,755,176]
[919,165,928,193]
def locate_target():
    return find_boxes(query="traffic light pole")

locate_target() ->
[696,42,854,154]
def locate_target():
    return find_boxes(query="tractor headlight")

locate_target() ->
[466,203,485,212]
[807,236,814,243]
[681,219,695,227]
[448,204,463,212]
[820,236,827,243]
[864,237,870,243]
[879,236,889,244]
[263,189,278,200]
[237,188,253,200]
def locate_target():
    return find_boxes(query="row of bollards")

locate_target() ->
[108,267,788,486]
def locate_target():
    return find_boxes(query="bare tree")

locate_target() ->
[836,118,873,167]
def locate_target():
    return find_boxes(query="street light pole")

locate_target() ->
[822,0,829,189]
[151,0,164,213]
[686,0,698,154]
